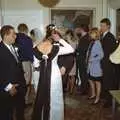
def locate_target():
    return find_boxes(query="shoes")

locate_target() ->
[88,96,95,100]
[88,97,100,105]
[93,99,100,105]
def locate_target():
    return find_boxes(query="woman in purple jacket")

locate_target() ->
[86,28,104,104]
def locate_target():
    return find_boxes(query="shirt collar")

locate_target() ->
[103,30,109,38]
[3,42,12,51]
[81,32,87,37]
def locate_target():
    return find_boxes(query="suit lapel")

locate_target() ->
[100,32,110,46]
[1,42,18,63]
[102,32,110,40]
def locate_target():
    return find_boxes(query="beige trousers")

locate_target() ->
[22,61,33,104]
[22,61,32,85]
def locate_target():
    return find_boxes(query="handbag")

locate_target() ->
[109,43,120,64]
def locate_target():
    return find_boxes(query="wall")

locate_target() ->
[109,0,120,9]
[1,0,49,34]
[0,0,110,33]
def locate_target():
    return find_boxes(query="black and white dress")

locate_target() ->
[32,39,74,120]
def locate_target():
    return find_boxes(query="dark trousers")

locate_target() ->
[114,64,120,89]
[77,58,88,93]
[0,108,12,120]
[13,94,25,120]
[102,90,112,106]
[62,74,69,92]
[0,92,13,120]
[101,61,120,106]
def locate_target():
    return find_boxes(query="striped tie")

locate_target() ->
[10,45,19,62]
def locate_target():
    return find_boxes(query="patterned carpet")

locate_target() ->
[25,92,120,120]
[64,94,112,120]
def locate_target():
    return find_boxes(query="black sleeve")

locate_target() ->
[33,47,43,60]
[109,34,118,54]
[58,55,64,68]
[0,54,11,91]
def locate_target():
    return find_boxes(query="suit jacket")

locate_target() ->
[87,40,104,77]
[101,32,118,89]
[16,33,33,62]
[76,33,90,81]
[101,32,117,59]
[76,33,91,60]
[0,42,26,94]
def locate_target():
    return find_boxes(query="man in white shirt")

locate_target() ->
[0,25,26,120]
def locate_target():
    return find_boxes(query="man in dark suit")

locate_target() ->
[100,18,118,107]
[0,25,26,120]
[76,24,90,94]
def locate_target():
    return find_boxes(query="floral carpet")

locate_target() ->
[25,92,120,120]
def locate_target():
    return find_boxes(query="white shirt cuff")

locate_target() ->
[5,83,13,92]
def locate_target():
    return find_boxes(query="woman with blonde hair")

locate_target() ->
[86,28,104,104]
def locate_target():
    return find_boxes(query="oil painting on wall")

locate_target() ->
[51,9,93,30]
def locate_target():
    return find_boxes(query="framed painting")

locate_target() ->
[50,8,94,30]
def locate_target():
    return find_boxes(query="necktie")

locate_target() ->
[10,45,19,62]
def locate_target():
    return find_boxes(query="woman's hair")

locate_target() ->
[30,29,35,37]
[89,27,100,40]
[30,28,43,41]
[65,29,74,38]
[17,23,28,33]
[65,29,76,42]
[80,24,89,32]
[45,24,62,39]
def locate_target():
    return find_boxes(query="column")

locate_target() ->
[102,0,108,18]
[95,0,109,27]
[108,7,116,35]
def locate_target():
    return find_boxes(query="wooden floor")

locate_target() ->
[25,92,120,120]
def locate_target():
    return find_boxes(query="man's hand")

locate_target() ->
[9,84,19,96]
[60,66,66,76]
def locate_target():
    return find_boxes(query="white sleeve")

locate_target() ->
[33,56,40,68]
[58,39,74,55]
[4,83,13,92]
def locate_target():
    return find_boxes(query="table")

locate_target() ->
[110,90,120,120]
